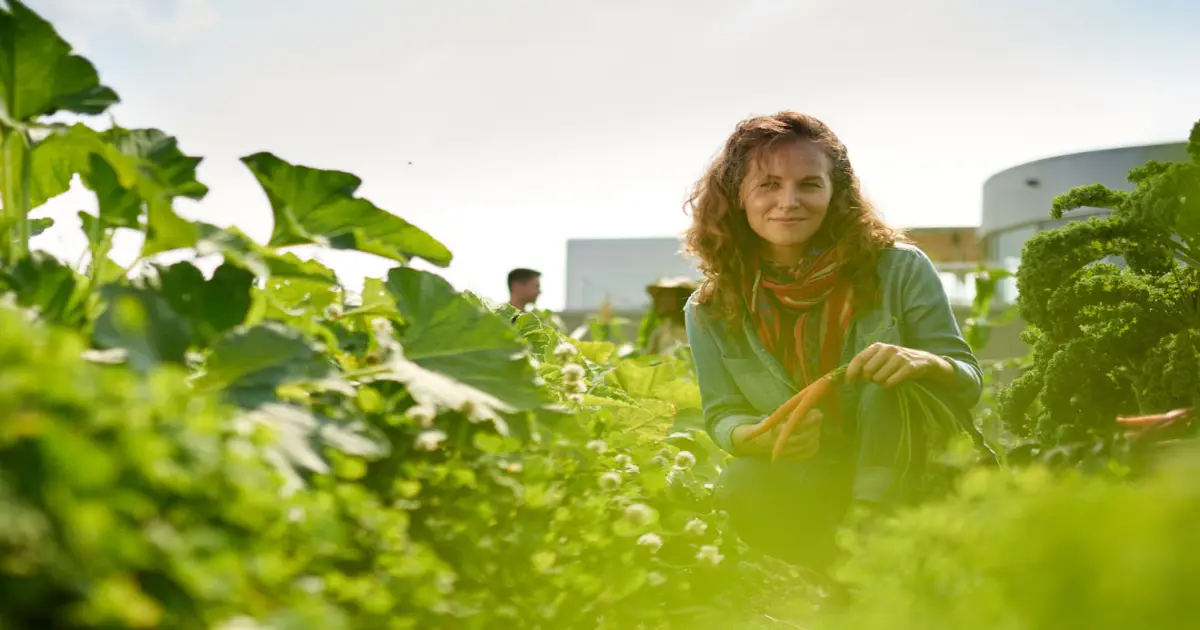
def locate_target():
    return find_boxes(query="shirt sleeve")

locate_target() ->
[683,300,764,454]
[900,248,984,410]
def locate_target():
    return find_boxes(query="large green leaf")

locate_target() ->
[605,359,701,410]
[27,216,51,235]
[80,152,140,238]
[104,126,208,200]
[27,123,98,208]
[240,152,452,267]
[386,266,546,410]
[92,285,191,372]
[194,223,336,282]
[23,124,206,250]
[364,352,518,436]
[236,402,390,489]
[340,277,396,320]
[0,250,89,327]
[154,261,254,346]
[0,1,119,122]
[195,323,335,406]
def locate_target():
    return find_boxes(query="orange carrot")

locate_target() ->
[772,375,836,462]
[1116,408,1191,428]
[742,387,811,441]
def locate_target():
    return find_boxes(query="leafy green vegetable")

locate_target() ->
[154,261,255,345]
[92,285,191,371]
[0,0,119,122]
[386,266,547,410]
[1000,121,1200,444]
[241,152,452,267]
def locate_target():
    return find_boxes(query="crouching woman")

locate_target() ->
[682,111,986,570]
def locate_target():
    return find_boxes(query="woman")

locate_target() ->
[682,111,986,570]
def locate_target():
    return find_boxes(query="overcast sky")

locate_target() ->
[26,0,1200,310]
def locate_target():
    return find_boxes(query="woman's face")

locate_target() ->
[739,140,833,265]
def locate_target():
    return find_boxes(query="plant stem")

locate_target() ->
[1,124,34,265]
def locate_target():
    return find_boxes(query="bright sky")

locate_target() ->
[26,0,1200,311]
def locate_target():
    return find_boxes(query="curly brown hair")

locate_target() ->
[683,111,904,324]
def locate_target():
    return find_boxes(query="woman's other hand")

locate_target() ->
[845,342,956,388]
[733,409,823,460]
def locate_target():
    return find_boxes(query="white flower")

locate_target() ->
[599,471,622,490]
[696,545,724,566]
[624,503,654,526]
[560,363,585,382]
[287,506,306,523]
[684,518,708,536]
[533,376,547,387]
[216,617,266,630]
[414,429,447,452]
[586,440,608,454]
[647,571,667,587]
[665,468,685,485]
[435,572,457,594]
[567,393,585,405]
[554,342,579,358]
[649,455,670,469]
[406,404,437,428]
[569,379,588,394]
[623,463,640,475]
[675,450,696,469]
[637,533,663,553]
[297,575,325,594]
[614,454,633,466]
[371,317,392,333]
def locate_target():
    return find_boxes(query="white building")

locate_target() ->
[564,237,702,312]
[981,141,1189,303]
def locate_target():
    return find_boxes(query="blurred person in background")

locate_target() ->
[507,268,541,320]
[640,276,697,355]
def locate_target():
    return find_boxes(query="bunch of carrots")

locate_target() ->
[744,365,963,465]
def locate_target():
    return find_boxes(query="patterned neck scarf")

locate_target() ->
[746,246,855,393]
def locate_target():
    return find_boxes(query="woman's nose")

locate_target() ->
[783,185,802,207]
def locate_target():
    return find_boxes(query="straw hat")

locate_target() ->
[646,276,699,294]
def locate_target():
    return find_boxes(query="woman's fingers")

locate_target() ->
[860,346,897,382]
[872,353,908,384]
[780,410,822,459]
[883,361,917,387]
[845,344,877,383]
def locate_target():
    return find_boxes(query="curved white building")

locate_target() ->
[981,141,1189,303]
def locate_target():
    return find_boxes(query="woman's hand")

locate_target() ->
[732,409,822,460]
[845,342,956,388]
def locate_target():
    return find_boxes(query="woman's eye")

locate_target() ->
[758,181,779,190]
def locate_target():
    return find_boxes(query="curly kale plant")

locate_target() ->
[998,120,1200,444]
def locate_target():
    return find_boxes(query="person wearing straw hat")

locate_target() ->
[642,276,698,355]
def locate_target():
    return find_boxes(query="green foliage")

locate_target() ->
[821,443,1200,630]
[1000,120,1200,444]
[241,152,452,267]
[0,307,336,629]
[0,4,819,627]
[4,4,1199,628]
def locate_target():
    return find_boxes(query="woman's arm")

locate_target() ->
[899,249,984,409]
[683,301,763,454]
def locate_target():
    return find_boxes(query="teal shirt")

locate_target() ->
[684,243,983,455]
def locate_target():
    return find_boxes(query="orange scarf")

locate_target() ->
[746,247,854,426]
